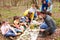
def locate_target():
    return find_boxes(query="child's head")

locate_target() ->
[48,2,51,7]
[13,16,19,20]
[1,21,8,25]
[31,3,36,8]
[42,0,46,4]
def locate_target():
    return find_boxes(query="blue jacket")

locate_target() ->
[41,0,48,11]
[41,0,52,11]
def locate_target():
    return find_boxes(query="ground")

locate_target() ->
[37,29,60,40]
[0,1,60,40]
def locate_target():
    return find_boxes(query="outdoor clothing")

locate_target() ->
[4,30,16,37]
[29,7,37,19]
[40,0,52,11]
[39,15,56,37]
[47,4,53,13]
[1,24,17,37]
[20,17,26,22]
[44,15,56,31]
[4,28,22,37]
[23,9,34,20]
[40,22,48,29]
[41,0,48,11]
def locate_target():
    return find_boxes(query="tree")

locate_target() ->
[11,0,20,6]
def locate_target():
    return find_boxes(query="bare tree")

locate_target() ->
[11,0,20,6]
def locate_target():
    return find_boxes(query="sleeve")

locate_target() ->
[30,12,34,20]
[47,5,53,12]
[1,27,5,35]
[45,19,53,31]
[23,9,29,16]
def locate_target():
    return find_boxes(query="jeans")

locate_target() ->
[4,28,22,37]
[4,30,16,37]
[40,22,48,29]
[40,22,55,36]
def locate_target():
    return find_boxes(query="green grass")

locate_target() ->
[53,17,60,27]
[56,37,60,40]
[0,7,22,23]
[0,2,60,27]
[52,2,60,13]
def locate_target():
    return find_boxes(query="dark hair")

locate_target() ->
[1,21,5,24]
[13,16,19,20]
[28,11,32,14]
[40,11,47,14]
[41,0,46,3]
[46,12,52,16]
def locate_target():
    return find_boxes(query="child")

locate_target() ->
[47,2,52,13]
[12,16,24,32]
[29,4,37,19]
[23,11,34,23]
[20,17,29,30]
[41,0,48,11]
[13,16,20,28]
[46,2,53,16]
[40,0,52,12]
[1,21,20,39]
[13,16,28,32]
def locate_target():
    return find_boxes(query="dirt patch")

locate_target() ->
[37,29,60,40]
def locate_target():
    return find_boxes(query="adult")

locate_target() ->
[39,11,56,37]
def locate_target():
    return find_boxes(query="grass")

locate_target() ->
[53,17,60,27]
[56,37,60,40]
[52,1,60,13]
[0,1,60,40]
[0,2,60,26]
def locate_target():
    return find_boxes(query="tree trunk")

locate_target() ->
[11,0,19,6]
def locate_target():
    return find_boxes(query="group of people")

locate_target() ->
[0,0,56,39]
[0,16,29,39]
